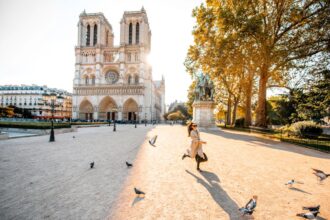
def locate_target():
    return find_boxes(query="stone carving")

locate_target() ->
[194,72,214,101]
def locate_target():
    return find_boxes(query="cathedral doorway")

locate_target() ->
[79,100,93,120]
[106,112,116,120]
[123,98,138,122]
[128,112,137,121]
[99,96,117,120]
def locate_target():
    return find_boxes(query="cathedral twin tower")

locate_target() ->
[72,7,165,122]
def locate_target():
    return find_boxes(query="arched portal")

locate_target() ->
[98,96,117,120]
[79,99,93,120]
[123,98,139,121]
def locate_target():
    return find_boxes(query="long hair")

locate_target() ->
[187,122,195,137]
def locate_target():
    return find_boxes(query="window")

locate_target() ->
[106,30,109,46]
[129,23,133,44]
[93,24,97,46]
[91,76,95,85]
[86,25,90,46]
[127,53,131,62]
[135,75,139,84]
[135,53,139,62]
[85,76,89,85]
[136,23,140,44]
[128,75,132,84]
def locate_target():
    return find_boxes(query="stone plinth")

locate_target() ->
[192,101,216,128]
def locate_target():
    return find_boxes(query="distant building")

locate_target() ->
[72,8,166,122]
[168,100,185,112]
[0,85,72,119]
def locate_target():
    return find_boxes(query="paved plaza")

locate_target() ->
[1,125,330,220]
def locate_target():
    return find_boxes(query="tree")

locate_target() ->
[245,0,330,127]
[295,69,330,122]
[185,0,330,128]
[167,111,186,121]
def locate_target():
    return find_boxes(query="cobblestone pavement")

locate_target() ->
[0,125,152,220]
[109,125,330,220]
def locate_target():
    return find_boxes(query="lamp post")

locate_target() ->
[145,112,147,126]
[49,93,56,142]
[224,111,227,128]
[134,112,137,128]
[112,107,117,132]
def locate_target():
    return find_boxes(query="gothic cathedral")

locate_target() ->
[72,8,165,122]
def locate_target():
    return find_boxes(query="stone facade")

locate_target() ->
[72,8,165,122]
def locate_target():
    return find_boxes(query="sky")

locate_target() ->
[0,0,204,105]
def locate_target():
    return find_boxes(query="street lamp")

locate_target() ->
[49,93,57,142]
[134,112,137,128]
[112,107,117,132]
[224,111,227,128]
[145,112,147,126]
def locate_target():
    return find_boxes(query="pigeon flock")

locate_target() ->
[82,131,327,219]
[237,168,327,218]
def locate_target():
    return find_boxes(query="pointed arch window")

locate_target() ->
[93,24,98,46]
[135,75,139,84]
[129,23,133,45]
[128,75,132,84]
[136,23,140,44]
[86,25,90,46]
[85,76,89,85]
[135,23,140,44]
[106,30,109,46]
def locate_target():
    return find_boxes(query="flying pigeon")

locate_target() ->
[126,161,133,168]
[302,205,320,212]
[285,179,295,187]
[134,187,145,196]
[296,211,319,219]
[239,195,257,216]
[90,162,94,169]
[312,168,330,182]
[148,135,158,146]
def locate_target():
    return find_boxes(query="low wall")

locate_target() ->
[0,127,77,137]
[0,132,9,140]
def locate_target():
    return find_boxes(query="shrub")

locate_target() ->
[289,121,323,138]
[235,118,245,127]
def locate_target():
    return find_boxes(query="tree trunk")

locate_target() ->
[232,97,239,126]
[244,78,253,127]
[256,71,268,127]
[226,95,232,125]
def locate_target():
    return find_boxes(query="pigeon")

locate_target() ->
[72,136,75,138]
[312,168,330,182]
[302,205,320,212]
[148,135,158,146]
[285,179,295,187]
[126,161,133,168]
[296,211,319,219]
[134,187,145,196]
[239,195,257,216]
[90,162,94,169]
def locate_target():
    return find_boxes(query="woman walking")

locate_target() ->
[182,122,208,171]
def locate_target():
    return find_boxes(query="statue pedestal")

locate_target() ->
[192,101,216,129]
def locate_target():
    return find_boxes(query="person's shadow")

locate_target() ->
[186,170,245,220]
